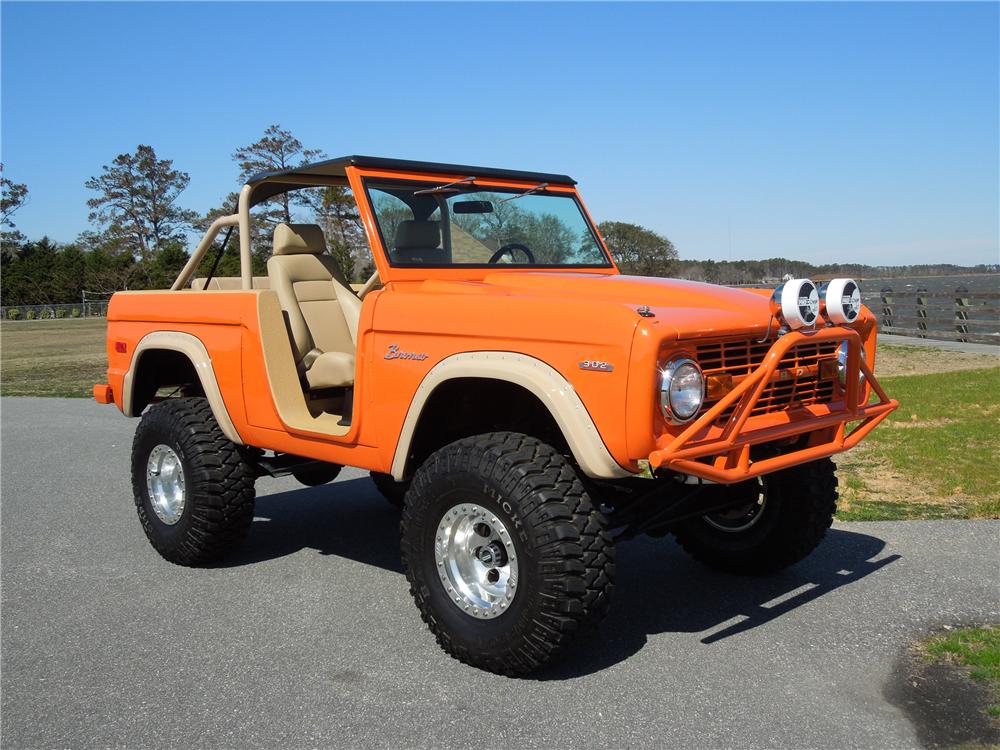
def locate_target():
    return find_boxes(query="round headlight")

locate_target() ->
[821,278,862,324]
[836,341,866,385]
[769,278,820,330]
[660,357,704,424]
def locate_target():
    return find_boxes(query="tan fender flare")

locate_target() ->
[121,331,243,445]
[390,351,634,481]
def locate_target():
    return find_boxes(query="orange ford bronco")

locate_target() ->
[96,155,898,675]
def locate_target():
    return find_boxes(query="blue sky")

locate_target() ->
[2,1,998,265]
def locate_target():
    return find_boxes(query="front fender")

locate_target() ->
[390,351,634,481]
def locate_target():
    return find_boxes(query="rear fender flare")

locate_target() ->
[122,331,243,445]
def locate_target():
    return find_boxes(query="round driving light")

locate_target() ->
[821,278,862,324]
[660,357,704,424]
[769,279,820,330]
[836,341,866,385]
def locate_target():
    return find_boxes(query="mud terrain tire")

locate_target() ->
[672,458,838,575]
[400,432,614,676]
[131,398,256,566]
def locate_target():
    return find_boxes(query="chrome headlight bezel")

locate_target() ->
[836,341,867,386]
[659,357,705,424]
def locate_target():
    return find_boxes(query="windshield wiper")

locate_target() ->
[413,176,477,195]
[498,182,550,203]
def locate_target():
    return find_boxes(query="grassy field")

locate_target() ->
[836,363,1000,520]
[1,318,108,398]
[1,320,998,520]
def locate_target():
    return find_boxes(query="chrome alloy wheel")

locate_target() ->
[146,444,186,525]
[434,503,519,619]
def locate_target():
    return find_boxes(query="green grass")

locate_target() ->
[836,366,1000,520]
[836,498,969,521]
[0,318,108,397]
[924,626,1000,718]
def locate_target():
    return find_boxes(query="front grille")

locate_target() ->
[694,337,839,424]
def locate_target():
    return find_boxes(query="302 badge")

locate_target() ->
[578,359,614,372]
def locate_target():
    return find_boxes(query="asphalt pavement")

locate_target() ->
[2,397,998,749]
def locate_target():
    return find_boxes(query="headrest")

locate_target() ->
[394,220,441,251]
[273,223,326,256]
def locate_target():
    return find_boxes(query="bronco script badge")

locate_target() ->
[385,344,429,361]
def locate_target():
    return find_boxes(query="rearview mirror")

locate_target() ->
[453,200,494,214]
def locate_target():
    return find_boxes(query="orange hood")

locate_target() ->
[486,272,769,309]
[412,272,775,341]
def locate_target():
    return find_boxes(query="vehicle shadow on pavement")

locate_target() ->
[211,483,901,681]
[212,478,405,573]
[534,527,901,681]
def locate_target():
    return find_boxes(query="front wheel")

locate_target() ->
[131,398,256,565]
[400,432,614,676]
[672,458,838,575]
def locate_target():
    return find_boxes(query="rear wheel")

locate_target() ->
[131,398,256,565]
[672,458,838,575]
[400,432,614,676]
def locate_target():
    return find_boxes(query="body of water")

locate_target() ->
[859,274,999,303]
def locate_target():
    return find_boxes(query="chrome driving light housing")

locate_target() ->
[821,278,862,324]
[769,278,820,330]
[659,357,705,424]
[836,341,866,385]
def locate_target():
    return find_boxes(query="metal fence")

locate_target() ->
[879,288,999,344]
[1,301,109,321]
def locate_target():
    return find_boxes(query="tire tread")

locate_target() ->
[131,398,255,565]
[400,432,614,675]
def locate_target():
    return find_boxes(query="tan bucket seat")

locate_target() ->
[267,223,361,390]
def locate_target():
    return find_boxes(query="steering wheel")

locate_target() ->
[489,243,536,264]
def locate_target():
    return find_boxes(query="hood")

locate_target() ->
[483,272,767,309]
[478,272,774,339]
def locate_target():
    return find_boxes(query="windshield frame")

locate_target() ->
[350,169,616,279]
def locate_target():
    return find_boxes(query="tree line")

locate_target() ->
[1,131,995,307]
[671,258,998,286]
[1,126,368,305]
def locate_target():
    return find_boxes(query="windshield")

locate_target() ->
[363,179,611,268]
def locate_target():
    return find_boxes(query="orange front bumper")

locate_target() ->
[648,326,898,484]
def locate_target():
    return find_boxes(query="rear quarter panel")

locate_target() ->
[106,292,250,428]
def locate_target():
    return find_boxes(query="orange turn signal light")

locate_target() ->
[706,374,734,400]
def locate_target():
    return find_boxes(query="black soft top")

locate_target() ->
[246,155,576,207]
